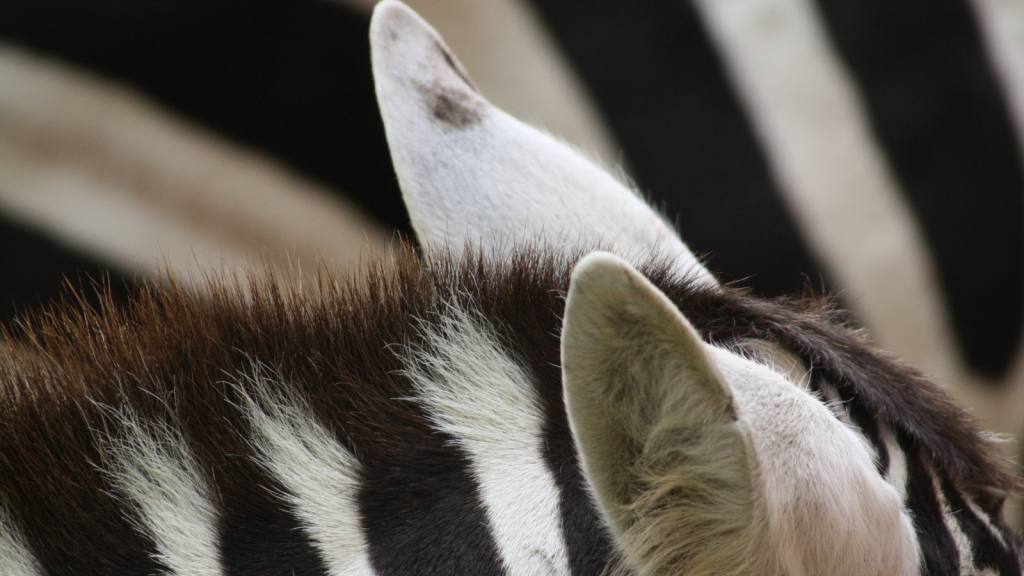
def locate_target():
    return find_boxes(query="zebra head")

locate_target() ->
[370,2,1023,574]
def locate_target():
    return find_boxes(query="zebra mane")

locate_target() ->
[663,278,1021,509]
[0,241,1016,572]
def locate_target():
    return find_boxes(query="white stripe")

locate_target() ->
[99,409,223,576]
[0,505,43,576]
[405,309,571,576]
[689,0,962,388]
[965,497,1010,551]
[932,467,978,575]
[971,0,1024,163]
[236,372,376,576]
[969,0,1024,460]
[880,424,909,503]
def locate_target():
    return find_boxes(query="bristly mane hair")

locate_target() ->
[0,242,1018,573]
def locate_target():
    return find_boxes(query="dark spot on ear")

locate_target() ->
[432,89,483,128]
[416,80,483,129]
[434,39,478,93]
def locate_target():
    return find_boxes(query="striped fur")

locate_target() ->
[0,244,1020,574]
[1,1,1024,574]
[97,407,222,575]
[404,309,572,574]
[4,0,1024,494]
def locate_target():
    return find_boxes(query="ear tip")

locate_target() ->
[370,1,432,57]
[573,251,630,273]
[571,252,638,292]
[371,1,418,32]
[567,252,655,320]
[568,251,697,336]
[370,0,482,108]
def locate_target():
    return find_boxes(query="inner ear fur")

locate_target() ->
[561,252,773,575]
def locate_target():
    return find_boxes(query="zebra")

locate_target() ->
[4,0,1024,471]
[0,2,1021,574]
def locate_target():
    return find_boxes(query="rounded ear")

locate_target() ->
[561,252,755,573]
[369,1,715,284]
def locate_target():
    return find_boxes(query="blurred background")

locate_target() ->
[2,0,1024,518]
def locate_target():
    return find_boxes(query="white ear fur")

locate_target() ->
[369,2,715,285]
[561,252,763,574]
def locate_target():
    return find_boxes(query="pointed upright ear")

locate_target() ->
[561,252,759,573]
[370,2,714,284]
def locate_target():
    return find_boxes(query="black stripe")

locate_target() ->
[529,0,829,298]
[811,375,891,475]
[0,472,168,576]
[545,412,619,575]
[815,0,1024,378]
[156,255,508,575]
[843,392,891,475]
[356,424,509,575]
[0,0,408,234]
[163,382,332,576]
[539,368,618,575]
[218,489,330,576]
[901,437,961,576]
[271,286,509,574]
[940,477,1022,575]
[0,404,168,575]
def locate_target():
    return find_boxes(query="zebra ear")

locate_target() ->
[561,252,754,571]
[369,1,714,283]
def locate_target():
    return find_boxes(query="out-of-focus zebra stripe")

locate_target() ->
[690,0,957,387]
[969,0,1024,440]
[529,0,827,298]
[814,0,1024,379]
[974,0,1024,144]
[0,44,388,288]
